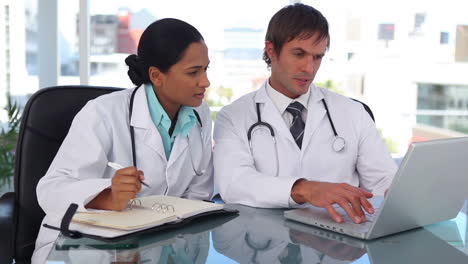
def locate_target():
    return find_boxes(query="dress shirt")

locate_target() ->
[265,80,310,207]
[145,83,196,160]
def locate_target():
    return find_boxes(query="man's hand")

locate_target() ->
[291,180,373,224]
[86,166,144,211]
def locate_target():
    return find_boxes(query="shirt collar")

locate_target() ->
[174,105,196,138]
[144,83,196,137]
[265,79,310,114]
[145,83,171,129]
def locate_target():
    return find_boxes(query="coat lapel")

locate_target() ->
[130,87,167,162]
[301,85,326,153]
[167,132,189,169]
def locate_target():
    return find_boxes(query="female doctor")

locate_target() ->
[32,18,212,263]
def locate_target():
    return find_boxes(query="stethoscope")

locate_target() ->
[247,98,346,176]
[244,233,272,264]
[128,86,206,176]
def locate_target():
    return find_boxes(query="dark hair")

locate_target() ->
[125,18,204,86]
[263,3,330,67]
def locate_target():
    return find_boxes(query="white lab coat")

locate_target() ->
[32,87,213,263]
[213,81,397,208]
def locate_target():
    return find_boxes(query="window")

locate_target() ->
[378,23,395,41]
[440,31,449,44]
[414,13,425,30]
[58,0,79,84]
[1,0,467,155]
[455,25,468,62]
[417,83,468,134]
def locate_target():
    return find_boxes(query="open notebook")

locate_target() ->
[45,195,234,241]
[73,196,224,231]
[54,209,238,252]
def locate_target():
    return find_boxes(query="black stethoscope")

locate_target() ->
[244,233,272,264]
[247,98,346,176]
[128,86,206,176]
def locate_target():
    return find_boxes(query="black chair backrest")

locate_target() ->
[13,86,122,262]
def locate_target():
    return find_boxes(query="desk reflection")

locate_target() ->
[46,204,468,263]
[47,213,237,264]
[50,232,209,264]
[212,204,468,264]
[212,205,365,264]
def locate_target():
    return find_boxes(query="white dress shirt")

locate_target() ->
[265,80,309,206]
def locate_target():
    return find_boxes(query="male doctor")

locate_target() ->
[213,3,397,224]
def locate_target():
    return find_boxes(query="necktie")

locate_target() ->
[286,102,305,149]
[278,243,302,264]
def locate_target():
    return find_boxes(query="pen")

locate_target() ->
[107,162,151,188]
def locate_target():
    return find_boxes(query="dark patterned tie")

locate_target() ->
[286,102,305,149]
[278,243,302,264]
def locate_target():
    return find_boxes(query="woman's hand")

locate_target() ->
[110,167,144,210]
[85,166,145,211]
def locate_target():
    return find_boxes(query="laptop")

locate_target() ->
[284,137,468,239]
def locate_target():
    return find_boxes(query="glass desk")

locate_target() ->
[46,202,468,263]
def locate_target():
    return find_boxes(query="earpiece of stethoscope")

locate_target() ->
[332,136,345,152]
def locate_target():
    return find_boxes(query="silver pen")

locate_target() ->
[107,162,151,188]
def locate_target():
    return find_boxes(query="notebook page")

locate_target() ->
[137,195,224,219]
[69,221,135,238]
[72,208,178,231]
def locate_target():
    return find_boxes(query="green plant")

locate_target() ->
[216,85,233,104]
[383,136,399,154]
[378,128,399,153]
[0,93,21,188]
[315,79,345,95]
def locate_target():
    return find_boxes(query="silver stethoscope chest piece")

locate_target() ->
[332,136,345,152]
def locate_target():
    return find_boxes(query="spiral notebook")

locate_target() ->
[62,195,226,239]
[55,210,239,251]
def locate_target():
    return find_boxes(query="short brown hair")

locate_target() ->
[263,3,330,67]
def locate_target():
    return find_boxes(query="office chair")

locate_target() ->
[0,86,123,264]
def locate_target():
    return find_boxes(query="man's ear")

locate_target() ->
[149,66,164,87]
[265,41,277,62]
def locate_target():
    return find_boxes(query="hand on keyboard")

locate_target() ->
[332,203,379,223]
[291,180,374,224]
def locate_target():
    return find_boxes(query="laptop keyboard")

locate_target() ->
[333,204,379,223]
[364,211,377,222]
